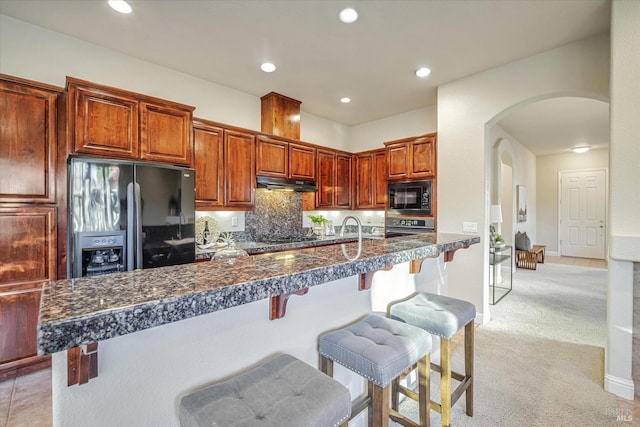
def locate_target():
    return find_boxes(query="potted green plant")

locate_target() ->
[308,215,329,238]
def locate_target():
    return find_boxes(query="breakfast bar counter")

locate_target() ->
[38,233,478,355]
[41,232,479,427]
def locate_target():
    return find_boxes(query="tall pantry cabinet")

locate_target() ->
[0,75,64,379]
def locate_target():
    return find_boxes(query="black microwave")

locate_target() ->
[388,180,432,215]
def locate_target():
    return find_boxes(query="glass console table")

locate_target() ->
[489,244,513,304]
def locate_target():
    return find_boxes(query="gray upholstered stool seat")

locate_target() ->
[388,292,476,339]
[178,354,351,427]
[388,292,476,427]
[319,314,432,427]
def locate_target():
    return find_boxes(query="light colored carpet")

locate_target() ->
[394,262,634,426]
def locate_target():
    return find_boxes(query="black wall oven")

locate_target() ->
[388,180,432,216]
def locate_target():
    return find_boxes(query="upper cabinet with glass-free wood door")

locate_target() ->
[67,77,195,167]
[256,135,315,181]
[194,119,255,209]
[385,133,437,180]
[354,148,387,209]
[313,148,351,209]
[0,75,60,204]
[193,120,224,209]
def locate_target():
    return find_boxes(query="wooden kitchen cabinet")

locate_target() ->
[224,129,256,207]
[194,120,255,209]
[256,135,316,181]
[68,80,139,159]
[0,287,44,376]
[354,148,387,209]
[385,133,437,180]
[67,77,194,166]
[140,102,193,165]
[0,76,59,204]
[316,149,335,208]
[0,205,57,379]
[0,207,57,286]
[256,135,288,178]
[289,142,315,181]
[313,148,351,209]
[335,153,352,208]
[193,120,224,209]
[0,75,61,379]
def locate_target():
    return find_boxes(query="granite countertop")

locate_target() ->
[196,233,378,259]
[38,233,479,355]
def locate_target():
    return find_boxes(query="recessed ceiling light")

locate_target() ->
[260,62,277,73]
[339,8,358,24]
[340,97,351,104]
[108,0,132,14]
[415,67,431,78]
[571,145,591,153]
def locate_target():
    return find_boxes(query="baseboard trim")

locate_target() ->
[605,373,635,400]
[0,354,51,381]
[547,250,559,257]
[476,312,489,325]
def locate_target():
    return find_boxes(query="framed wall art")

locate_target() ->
[517,185,527,223]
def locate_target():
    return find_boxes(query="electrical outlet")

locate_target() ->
[462,222,478,233]
[366,216,372,224]
[231,216,238,227]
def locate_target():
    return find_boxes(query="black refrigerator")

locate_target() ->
[68,157,195,278]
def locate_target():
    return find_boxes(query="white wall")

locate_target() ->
[437,34,609,324]
[606,0,640,400]
[348,106,437,152]
[536,148,609,254]
[0,14,348,149]
[490,125,537,247]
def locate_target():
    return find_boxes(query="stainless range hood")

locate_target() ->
[256,176,317,192]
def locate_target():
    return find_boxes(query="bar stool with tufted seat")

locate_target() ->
[388,292,476,427]
[319,313,432,427]
[178,353,351,427]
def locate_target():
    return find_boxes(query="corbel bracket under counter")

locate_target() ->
[270,288,309,320]
[409,245,471,274]
[67,342,98,386]
[359,266,393,290]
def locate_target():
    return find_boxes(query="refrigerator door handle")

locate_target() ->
[127,182,135,271]
[133,182,143,270]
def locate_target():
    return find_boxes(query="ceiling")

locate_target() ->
[0,0,611,155]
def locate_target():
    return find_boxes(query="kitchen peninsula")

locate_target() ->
[39,233,478,426]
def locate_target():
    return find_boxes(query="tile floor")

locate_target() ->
[0,255,632,427]
[1,368,51,427]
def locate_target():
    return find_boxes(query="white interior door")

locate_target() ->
[560,169,606,259]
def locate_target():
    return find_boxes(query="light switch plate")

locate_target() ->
[463,222,478,233]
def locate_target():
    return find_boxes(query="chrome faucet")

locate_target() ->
[340,215,362,260]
